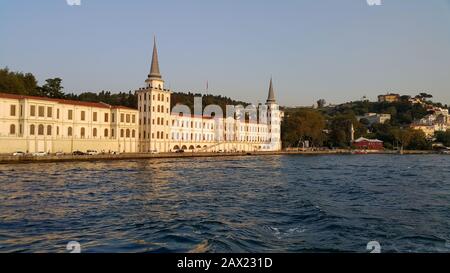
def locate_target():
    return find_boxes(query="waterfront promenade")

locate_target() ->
[0,149,439,164]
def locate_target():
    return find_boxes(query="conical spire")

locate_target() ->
[148,36,162,79]
[266,77,276,103]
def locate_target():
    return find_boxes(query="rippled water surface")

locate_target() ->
[1,155,450,253]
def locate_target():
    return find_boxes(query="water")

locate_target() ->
[0,154,449,253]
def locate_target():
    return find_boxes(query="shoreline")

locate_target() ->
[0,149,443,165]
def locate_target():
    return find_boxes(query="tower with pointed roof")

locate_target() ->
[266,78,281,150]
[136,37,172,153]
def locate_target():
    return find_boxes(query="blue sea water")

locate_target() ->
[0,154,449,253]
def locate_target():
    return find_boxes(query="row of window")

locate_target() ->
[8,124,135,139]
[140,104,169,114]
[8,105,136,124]
[139,92,169,103]
[140,117,169,126]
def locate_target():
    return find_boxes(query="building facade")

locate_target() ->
[0,40,282,154]
[136,40,282,153]
[0,93,139,154]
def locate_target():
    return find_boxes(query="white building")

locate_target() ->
[0,93,139,154]
[136,39,282,153]
[0,40,282,154]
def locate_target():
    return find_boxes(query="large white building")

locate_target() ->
[135,40,282,153]
[0,93,139,154]
[0,40,282,154]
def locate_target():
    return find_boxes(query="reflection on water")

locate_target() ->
[0,155,450,253]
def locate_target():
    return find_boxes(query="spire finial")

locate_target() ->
[267,77,276,103]
[149,36,162,79]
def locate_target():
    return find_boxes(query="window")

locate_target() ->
[93,112,97,122]
[30,105,36,117]
[57,109,60,119]
[120,113,124,123]
[47,125,52,136]
[10,105,16,116]
[30,125,35,135]
[111,129,115,137]
[81,111,86,121]
[104,113,109,122]
[93,128,97,137]
[81,127,85,138]
[68,110,73,120]
[20,106,23,117]
[126,129,130,138]
[57,126,59,136]
[47,107,52,118]
[9,124,15,134]
[104,129,109,137]
[120,129,124,138]
[132,115,136,123]
[38,106,45,117]
[38,124,44,135]
[68,127,73,136]
[112,113,115,122]
[132,130,135,138]
[126,114,130,123]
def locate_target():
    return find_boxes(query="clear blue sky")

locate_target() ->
[1,0,450,106]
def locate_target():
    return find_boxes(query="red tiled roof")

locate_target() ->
[0,92,137,110]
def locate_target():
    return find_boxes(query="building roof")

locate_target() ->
[0,92,137,110]
[148,36,162,80]
[354,137,383,143]
[266,78,276,103]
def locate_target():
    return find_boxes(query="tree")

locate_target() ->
[317,99,326,108]
[39,78,64,98]
[281,108,326,147]
[436,130,450,147]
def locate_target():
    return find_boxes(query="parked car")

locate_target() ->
[72,150,85,156]
[32,151,48,157]
[175,149,185,153]
[12,151,25,156]
[86,150,99,155]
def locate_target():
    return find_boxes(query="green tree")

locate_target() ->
[39,78,65,98]
[436,130,450,147]
[281,108,326,147]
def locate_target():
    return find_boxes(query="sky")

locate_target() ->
[1,0,450,107]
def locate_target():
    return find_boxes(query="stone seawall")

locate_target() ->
[0,149,442,164]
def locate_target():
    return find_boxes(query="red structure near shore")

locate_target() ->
[353,137,384,150]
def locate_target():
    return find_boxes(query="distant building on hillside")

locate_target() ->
[410,106,450,137]
[378,93,400,103]
[352,137,384,150]
[357,113,391,125]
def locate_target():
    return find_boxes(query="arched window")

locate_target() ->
[9,124,15,135]
[132,130,135,138]
[93,128,97,137]
[126,129,130,138]
[81,127,85,138]
[104,128,109,137]
[157,105,160,112]
[160,131,164,139]
[30,124,35,135]
[38,124,44,135]
[161,94,164,101]
[157,94,160,101]
[47,125,52,136]
[68,127,73,136]
[120,129,124,138]
[156,131,160,139]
